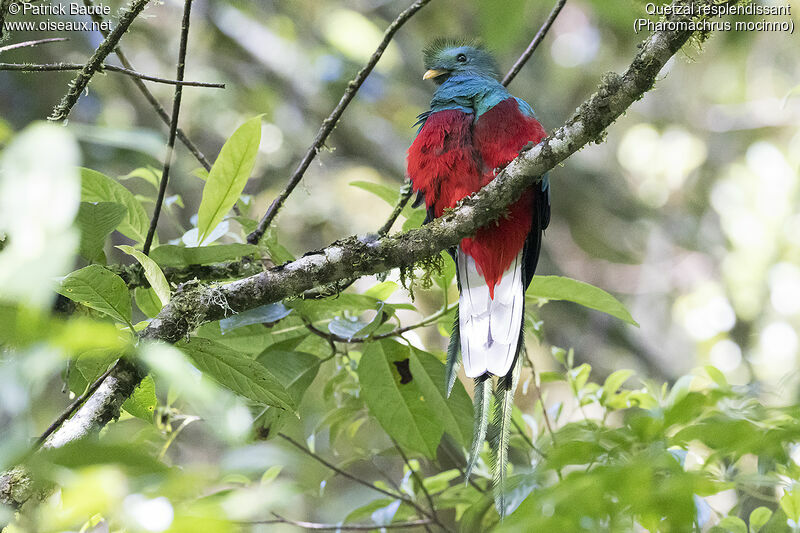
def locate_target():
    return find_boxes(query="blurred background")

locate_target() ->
[1,0,799,528]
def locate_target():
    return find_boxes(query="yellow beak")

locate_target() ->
[423,69,448,80]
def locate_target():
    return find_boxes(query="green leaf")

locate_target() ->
[260,465,282,485]
[118,166,160,191]
[717,516,747,533]
[57,265,132,325]
[122,374,157,422]
[363,281,398,301]
[116,245,170,306]
[705,365,729,388]
[358,340,472,458]
[602,369,634,401]
[327,302,385,341]
[781,488,800,523]
[261,228,295,264]
[749,507,773,532]
[149,243,259,268]
[178,337,294,411]
[197,117,262,244]
[134,287,162,318]
[76,202,127,263]
[527,275,638,326]
[220,303,292,334]
[80,168,150,244]
[255,343,321,436]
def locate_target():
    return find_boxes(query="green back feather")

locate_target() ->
[445,307,460,398]
[488,357,521,518]
[465,375,492,481]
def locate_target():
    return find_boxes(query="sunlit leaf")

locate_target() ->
[76,202,127,263]
[363,281,398,301]
[116,245,170,307]
[122,374,157,422]
[80,168,150,244]
[780,488,800,522]
[197,116,262,244]
[749,507,773,532]
[57,265,132,326]
[527,275,638,326]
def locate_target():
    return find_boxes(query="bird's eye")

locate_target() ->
[456,53,467,63]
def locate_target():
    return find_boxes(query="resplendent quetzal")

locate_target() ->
[407,39,550,511]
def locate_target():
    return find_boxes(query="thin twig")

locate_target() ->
[303,303,457,344]
[81,0,214,172]
[34,364,116,450]
[379,179,414,235]
[246,0,433,245]
[142,0,194,255]
[393,440,440,529]
[501,0,567,87]
[246,514,433,530]
[524,349,557,444]
[278,433,445,530]
[49,0,152,121]
[278,433,408,502]
[0,62,223,88]
[0,38,69,54]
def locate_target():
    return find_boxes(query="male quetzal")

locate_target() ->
[406,39,549,509]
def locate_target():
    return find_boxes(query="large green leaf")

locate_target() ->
[76,202,127,263]
[527,275,639,326]
[80,168,150,244]
[57,265,132,326]
[254,344,321,437]
[116,245,170,307]
[149,243,260,268]
[197,117,262,244]
[178,337,294,411]
[358,339,473,458]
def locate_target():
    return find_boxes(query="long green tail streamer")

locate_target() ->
[465,375,492,480]
[488,356,521,517]
[445,307,460,398]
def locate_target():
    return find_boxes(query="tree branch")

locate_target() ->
[246,0,433,245]
[81,0,214,172]
[502,0,567,86]
[49,0,152,121]
[142,0,194,255]
[0,62,223,88]
[1,2,707,508]
[247,514,433,530]
[0,38,69,54]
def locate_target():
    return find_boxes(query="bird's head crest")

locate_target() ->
[422,38,498,84]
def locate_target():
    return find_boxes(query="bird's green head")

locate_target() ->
[422,38,498,84]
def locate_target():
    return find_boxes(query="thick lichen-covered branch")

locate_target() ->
[2,1,707,509]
